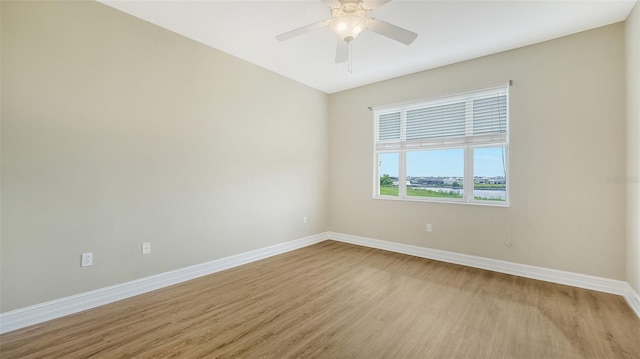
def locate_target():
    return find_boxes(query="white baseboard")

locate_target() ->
[327,232,640,318]
[623,284,640,318]
[0,233,327,334]
[2,231,638,334]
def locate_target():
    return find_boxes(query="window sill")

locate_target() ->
[373,195,510,207]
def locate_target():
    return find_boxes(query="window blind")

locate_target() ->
[406,102,466,140]
[473,95,507,135]
[378,112,401,141]
[375,85,508,150]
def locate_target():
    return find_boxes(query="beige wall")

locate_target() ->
[328,24,627,280]
[0,1,329,312]
[627,2,640,294]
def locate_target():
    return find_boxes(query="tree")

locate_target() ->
[380,174,394,186]
[452,181,461,188]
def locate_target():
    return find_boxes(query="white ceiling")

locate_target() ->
[99,0,637,94]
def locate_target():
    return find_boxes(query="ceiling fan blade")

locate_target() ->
[362,0,391,11]
[275,20,331,41]
[367,18,418,45]
[335,40,349,63]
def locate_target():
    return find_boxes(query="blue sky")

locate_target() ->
[379,147,506,178]
[474,147,507,177]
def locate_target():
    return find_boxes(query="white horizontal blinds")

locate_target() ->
[375,84,508,150]
[406,102,466,140]
[473,94,507,135]
[378,112,401,141]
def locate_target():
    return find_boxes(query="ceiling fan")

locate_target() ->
[276,0,418,68]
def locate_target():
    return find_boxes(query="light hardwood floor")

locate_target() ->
[1,240,639,358]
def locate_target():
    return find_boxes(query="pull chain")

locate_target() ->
[348,40,353,74]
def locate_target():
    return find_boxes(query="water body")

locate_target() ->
[416,187,507,201]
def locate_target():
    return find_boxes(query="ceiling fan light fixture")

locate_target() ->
[275,0,418,70]
[330,14,367,41]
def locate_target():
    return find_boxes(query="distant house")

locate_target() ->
[489,177,506,185]
[424,177,444,185]
[474,176,505,185]
[393,180,411,186]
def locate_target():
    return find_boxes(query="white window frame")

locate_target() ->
[373,84,509,206]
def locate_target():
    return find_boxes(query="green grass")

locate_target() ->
[380,186,463,199]
[380,185,399,196]
[474,183,506,189]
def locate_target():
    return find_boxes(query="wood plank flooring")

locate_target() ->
[1,240,639,358]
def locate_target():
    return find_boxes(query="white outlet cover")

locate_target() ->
[142,242,151,255]
[81,252,93,267]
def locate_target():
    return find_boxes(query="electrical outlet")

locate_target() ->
[426,224,433,232]
[142,242,151,255]
[81,252,93,267]
[303,216,308,224]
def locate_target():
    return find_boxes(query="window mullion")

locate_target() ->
[465,147,474,202]
[374,153,381,198]
[399,110,408,198]
[399,151,407,198]
[464,100,474,202]
[400,110,407,142]
[465,99,474,137]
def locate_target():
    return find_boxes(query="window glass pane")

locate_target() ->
[379,153,399,196]
[406,149,464,199]
[473,146,507,201]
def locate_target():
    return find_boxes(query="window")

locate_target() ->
[374,84,509,205]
